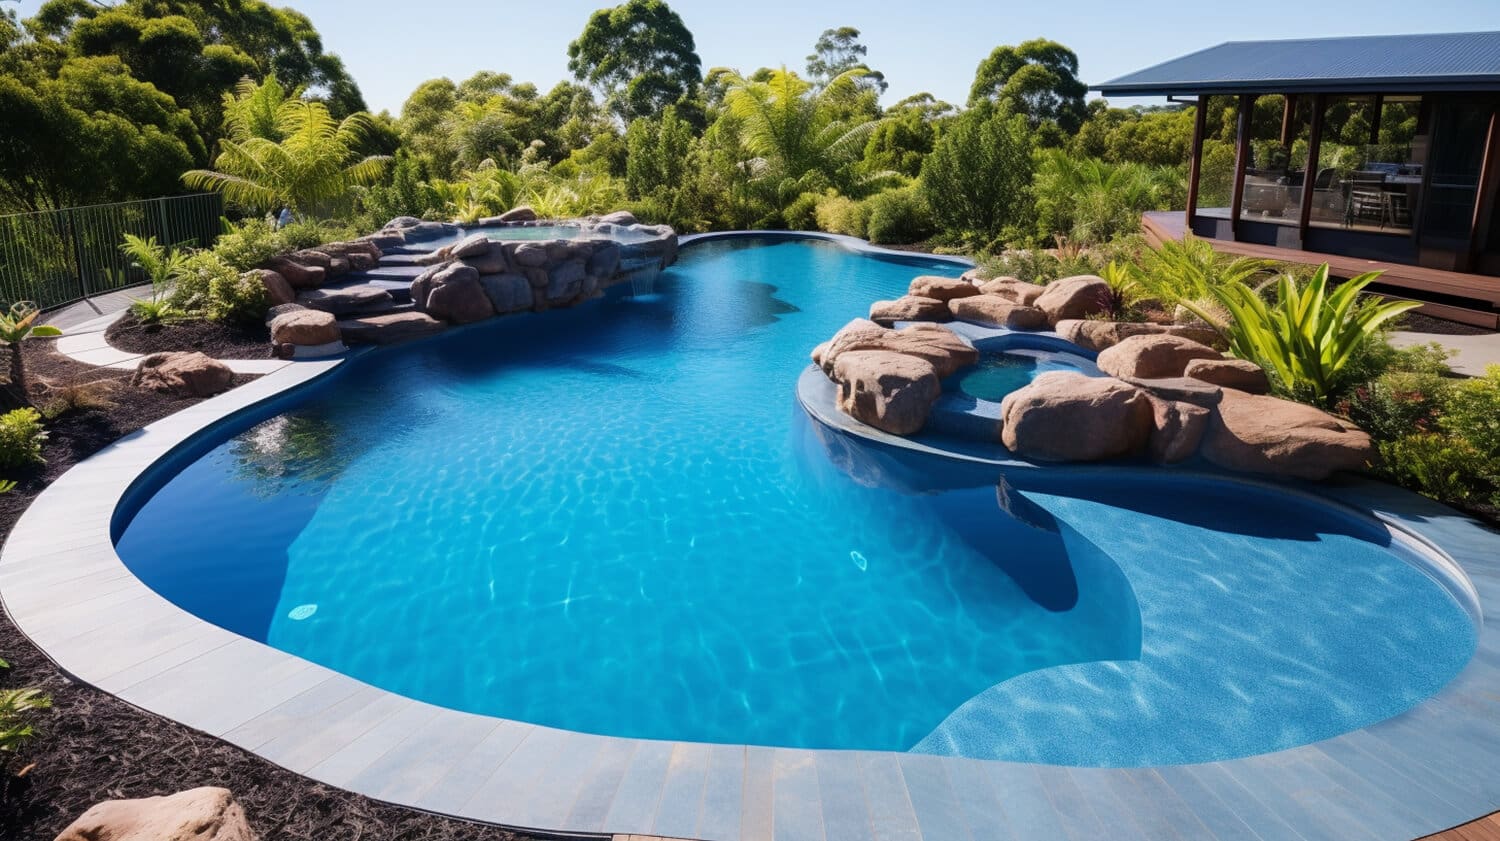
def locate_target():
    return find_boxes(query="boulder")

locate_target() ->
[908,276,981,302]
[999,372,1154,462]
[598,210,638,226]
[510,241,551,268]
[546,259,587,302]
[832,350,941,435]
[1096,334,1223,380]
[1053,320,1213,353]
[346,252,377,271]
[813,319,978,379]
[53,787,255,841]
[264,303,307,323]
[1147,397,1211,464]
[869,295,950,326]
[385,216,423,230]
[1200,390,1375,480]
[319,240,383,263]
[459,248,509,275]
[498,205,538,223]
[360,232,404,251]
[266,257,325,290]
[249,269,294,306]
[289,249,331,270]
[1184,357,1271,394]
[338,311,447,345]
[480,273,534,314]
[450,233,493,259]
[269,309,339,346]
[326,256,350,277]
[296,285,391,316]
[1033,275,1111,324]
[1122,376,1224,409]
[428,279,493,324]
[948,295,1048,330]
[587,243,621,278]
[130,352,234,398]
[979,279,1044,306]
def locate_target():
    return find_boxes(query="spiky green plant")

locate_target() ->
[1097,260,1145,319]
[120,234,189,324]
[0,303,61,412]
[1184,264,1420,403]
[1136,234,1275,313]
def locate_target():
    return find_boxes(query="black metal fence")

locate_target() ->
[0,193,225,312]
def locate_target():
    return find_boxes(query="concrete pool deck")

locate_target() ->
[8,236,1500,840]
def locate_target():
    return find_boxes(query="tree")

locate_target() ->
[806,26,886,94]
[968,39,1087,143]
[625,106,694,199]
[861,93,953,178]
[183,83,391,216]
[920,102,1035,246]
[567,0,701,122]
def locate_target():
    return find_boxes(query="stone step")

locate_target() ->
[297,284,393,316]
[337,310,447,345]
[347,264,427,284]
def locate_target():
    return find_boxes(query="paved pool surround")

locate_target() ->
[5,232,1500,841]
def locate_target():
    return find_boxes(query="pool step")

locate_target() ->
[346,264,427,284]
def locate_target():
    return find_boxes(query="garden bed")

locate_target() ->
[0,341,532,841]
[104,312,272,360]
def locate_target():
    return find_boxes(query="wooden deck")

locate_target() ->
[1422,812,1500,841]
[1142,211,1500,328]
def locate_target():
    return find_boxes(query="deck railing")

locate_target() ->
[0,193,225,312]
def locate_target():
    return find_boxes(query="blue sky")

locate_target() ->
[13,0,1500,114]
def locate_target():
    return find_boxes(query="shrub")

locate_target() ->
[1442,366,1500,457]
[864,186,936,244]
[37,377,117,419]
[782,191,822,231]
[121,234,189,324]
[920,102,1035,247]
[977,249,1062,284]
[169,251,268,324]
[1378,434,1492,507]
[0,408,46,470]
[1341,371,1452,442]
[814,192,869,238]
[212,218,284,271]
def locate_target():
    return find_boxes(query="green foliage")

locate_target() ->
[1341,369,1452,441]
[121,233,189,322]
[1378,433,1492,507]
[781,191,822,231]
[864,186,935,244]
[0,407,47,471]
[1442,366,1500,458]
[0,303,61,345]
[806,27,886,95]
[813,192,869,238]
[1072,102,1194,167]
[184,77,390,217]
[567,0,701,122]
[1188,265,1420,403]
[168,250,267,323]
[1097,260,1146,318]
[919,102,1035,247]
[1033,150,1183,245]
[968,39,1087,143]
[1135,234,1274,310]
[212,217,284,271]
[975,248,1097,285]
[625,105,695,202]
[0,685,51,760]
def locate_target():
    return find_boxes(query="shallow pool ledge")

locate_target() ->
[5,281,1500,841]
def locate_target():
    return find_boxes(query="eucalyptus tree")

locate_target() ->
[806,26,886,94]
[968,39,1088,144]
[567,0,702,123]
[920,101,1036,247]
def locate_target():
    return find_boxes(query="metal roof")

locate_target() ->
[1093,31,1500,96]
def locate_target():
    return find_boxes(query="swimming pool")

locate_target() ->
[952,350,1096,401]
[408,223,662,251]
[113,236,1476,765]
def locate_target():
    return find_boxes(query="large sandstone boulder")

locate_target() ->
[1033,275,1111,324]
[319,240,383,263]
[248,269,294,306]
[480,273,534,314]
[269,309,339,346]
[289,249,330,270]
[813,319,978,379]
[948,295,1047,330]
[832,350,941,435]
[53,787,256,841]
[266,257,324,290]
[1096,334,1223,380]
[869,295,950,326]
[1147,397,1211,464]
[1200,390,1375,480]
[1054,319,1223,353]
[338,311,447,345]
[130,352,233,398]
[412,263,493,323]
[1184,357,1271,394]
[1000,372,1154,462]
[498,205,538,223]
[978,279,1044,306]
[909,276,980,302]
[296,285,391,316]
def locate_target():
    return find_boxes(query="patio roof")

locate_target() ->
[1093,31,1500,96]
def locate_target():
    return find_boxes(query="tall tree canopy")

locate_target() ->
[805,26,886,94]
[920,101,1036,246]
[566,0,701,123]
[968,39,1087,143]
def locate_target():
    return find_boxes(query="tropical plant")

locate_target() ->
[0,407,46,470]
[1097,260,1146,319]
[168,251,268,324]
[0,303,62,411]
[0,651,50,761]
[1033,150,1183,245]
[1185,265,1421,403]
[183,88,391,217]
[814,192,868,238]
[120,234,188,323]
[1135,234,1274,312]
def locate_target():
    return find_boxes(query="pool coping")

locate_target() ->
[5,234,1500,841]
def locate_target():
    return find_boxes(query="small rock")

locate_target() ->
[270,309,340,346]
[908,276,981,302]
[1096,334,1223,380]
[1033,275,1111,324]
[338,311,448,345]
[498,205,538,223]
[869,296,950,326]
[249,269,294,306]
[480,273,534,314]
[598,210,638,225]
[832,350,941,435]
[510,241,551,268]
[948,295,1047,330]
[546,259,587,302]
[289,249,331,270]
[1000,372,1154,462]
[53,787,256,841]
[1184,358,1271,394]
[130,352,233,398]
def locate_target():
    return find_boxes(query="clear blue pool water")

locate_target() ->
[953,350,1093,401]
[114,237,1476,764]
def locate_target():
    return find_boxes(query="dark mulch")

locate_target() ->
[105,311,272,360]
[0,341,532,841]
[1398,311,1496,336]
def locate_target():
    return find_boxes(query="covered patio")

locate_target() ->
[1097,32,1500,327]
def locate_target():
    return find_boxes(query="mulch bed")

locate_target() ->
[1398,311,1496,337]
[105,312,273,360]
[0,341,532,841]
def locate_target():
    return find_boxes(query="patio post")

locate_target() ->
[1298,94,1326,246]
[1230,93,1254,239]
[1186,95,1208,228]
[1469,106,1500,271]
[1280,95,1299,147]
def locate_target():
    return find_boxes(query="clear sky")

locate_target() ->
[14,0,1500,114]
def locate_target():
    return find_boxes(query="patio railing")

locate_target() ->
[0,193,225,312]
